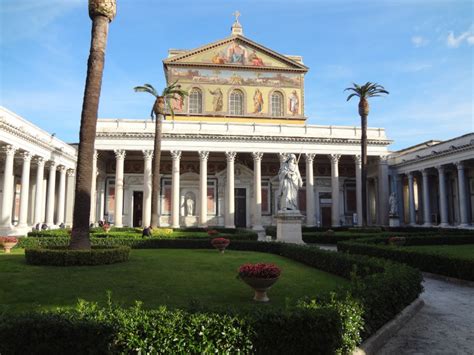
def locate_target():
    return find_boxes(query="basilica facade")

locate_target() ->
[0,21,472,236]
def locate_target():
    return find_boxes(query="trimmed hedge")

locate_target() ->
[24,246,131,266]
[338,235,474,281]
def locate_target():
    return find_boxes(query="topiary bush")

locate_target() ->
[24,246,130,266]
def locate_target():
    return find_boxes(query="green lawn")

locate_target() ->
[0,249,348,313]
[403,244,474,260]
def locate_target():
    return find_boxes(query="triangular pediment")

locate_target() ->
[164,35,308,72]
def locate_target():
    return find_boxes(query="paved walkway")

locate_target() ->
[378,276,474,355]
[312,244,474,354]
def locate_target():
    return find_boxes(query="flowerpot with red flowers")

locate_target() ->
[238,263,281,302]
[211,237,230,253]
[207,229,219,236]
[0,236,18,254]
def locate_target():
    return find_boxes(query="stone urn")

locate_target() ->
[211,237,230,254]
[1,237,18,254]
[240,276,280,302]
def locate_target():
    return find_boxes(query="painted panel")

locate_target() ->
[169,68,301,88]
[177,41,289,68]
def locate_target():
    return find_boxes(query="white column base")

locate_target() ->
[438,223,449,228]
[458,223,471,229]
[422,222,432,227]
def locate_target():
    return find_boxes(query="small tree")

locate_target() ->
[345,82,389,227]
[134,82,188,227]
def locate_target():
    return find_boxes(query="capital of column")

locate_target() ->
[58,165,67,173]
[225,151,237,162]
[421,168,430,177]
[379,155,389,164]
[329,154,341,164]
[251,152,263,162]
[114,149,126,160]
[396,174,403,183]
[20,151,32,162]
[407,171,414,180]
[170,150,182,161]
[3,145,18,156]
[35,156,45,167]
[353,154,361,165]
[142,150,153,160]
[198,151,210,161]
[304,153,316,163]
[436,165,445,174]
[67,169,75,177]
[455,161,464,171]
[48,160,57,169]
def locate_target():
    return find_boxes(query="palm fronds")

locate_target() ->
[345,82,389,101]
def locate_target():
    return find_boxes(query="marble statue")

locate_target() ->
[185,193,195,216]
[389,192,398,216]
[277,153,303,211]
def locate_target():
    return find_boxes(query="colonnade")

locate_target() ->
[397,161,471,227]
[0,145,75,231]
[108,149,373,228]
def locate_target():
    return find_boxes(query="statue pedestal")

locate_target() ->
[389,216,400,227]
[276,210,304,244]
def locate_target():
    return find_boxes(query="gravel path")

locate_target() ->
[378,276,474,355]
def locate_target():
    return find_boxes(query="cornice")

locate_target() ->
[390,142,474,167]
[96,131,391,146]
[0,119,77,161]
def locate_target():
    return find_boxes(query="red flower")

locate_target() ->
[238,263,281,279]
[0,236,18,243]
[207,229,219,236]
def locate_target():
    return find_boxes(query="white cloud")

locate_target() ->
[411,36,428,47]
[446,26,474,48]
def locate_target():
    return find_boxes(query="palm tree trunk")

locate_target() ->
[69,15,110,249]
[361,114,368,227]
[150,114,163,227]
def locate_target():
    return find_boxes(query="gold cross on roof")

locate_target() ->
[233,10,241,23]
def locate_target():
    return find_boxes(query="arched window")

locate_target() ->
[271,91,284,117]
[189,88,203,114]
[229,90,244,115]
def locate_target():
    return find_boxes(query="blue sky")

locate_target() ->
[1,0,473,150]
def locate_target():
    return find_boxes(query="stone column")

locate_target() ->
[114,149,126,227]
[198,151,209,227]
[56,166,67,225]
[89,151,98,224]
[408,172,416,225]
[421,169,431,226]
[396,175,404,222]
[18,151,32,228]
[436,166,448,227]
[225,151,237,228]
[377,156,390,225]
[142,150,153,227]
[98,176,105,222]
[33,157,45,225]
[455,162,469,227]
[354,155,363,226]
[1,145,17,228]
[45,161,57,226]
[252,152,264,230]
[305,153,316,226]
[171,150,182,229]
[329,154,341,227]
[65,169,75,226]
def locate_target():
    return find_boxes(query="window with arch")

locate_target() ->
[188,88,203,114]
[229,89,244,115]
[271,91,284,116]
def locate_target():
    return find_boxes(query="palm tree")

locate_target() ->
[345,82,389,227]
[134,82,188,227]
[69,0,116,250]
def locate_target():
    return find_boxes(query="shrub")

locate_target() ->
[24,246,130,266]
[0,312,114,355]
[338,236,474,281]
[150,227,174,237]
